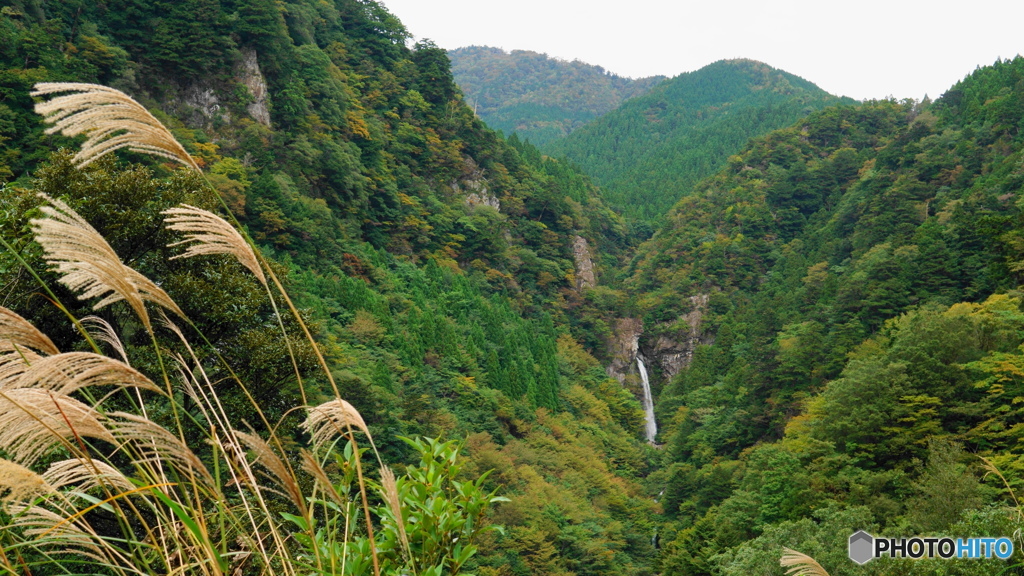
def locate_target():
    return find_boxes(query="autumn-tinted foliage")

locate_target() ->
[7,0,1024,573]
[641,58,1024,574]
[0,1,654,574]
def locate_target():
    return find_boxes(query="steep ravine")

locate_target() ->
[604,294,712,440]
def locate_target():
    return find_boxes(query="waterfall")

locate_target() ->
[637,356,657,443]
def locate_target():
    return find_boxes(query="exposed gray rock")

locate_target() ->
[571,235,596,291]
[606,317,642,384]
[604,294,713,391]
[465,188,500,210]
[453,157,500,211]
[237,47,271,126]
[646,294,711,381]
[181,84,226,126]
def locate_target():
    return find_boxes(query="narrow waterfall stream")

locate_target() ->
[636,356,657,443]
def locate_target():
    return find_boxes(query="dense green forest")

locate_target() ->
[0,1,654,574]
[633,57,1024,574]
[449,46,664,148]
[3,0,1024,574]
[546,59,855,225]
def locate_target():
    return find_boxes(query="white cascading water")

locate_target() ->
[636,356,657,443]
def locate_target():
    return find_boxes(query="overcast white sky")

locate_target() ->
[379,0,1024,101]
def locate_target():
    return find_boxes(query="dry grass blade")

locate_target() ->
[780,547,830,576]
[163,205,266,286]
[0,307,59,355]
[42,458,134,492]
[31,194,184,333]
[31,82,199,171]
[107,412,215,490]
[0,389,113,465]
[302,398,371,452]
[380,465,409,557]
[979,455,1023,519]
[81,316,129,364]
[8,352,160,396]
[233,430,304,512]
[300,450,342,505]
[0,458,53,506]
[125,267,186,322]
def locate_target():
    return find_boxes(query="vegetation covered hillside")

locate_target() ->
[5,0,1024,574]
[627,57,1024,574]
[547,59,855,225]
[449,45,665,147]
[0,1,658,574]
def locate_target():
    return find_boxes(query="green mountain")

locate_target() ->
[0,2,654,574]
[547,58,856,224]
[624,57,1024,572]
[448,45,665,147]
[5,0,1024,574]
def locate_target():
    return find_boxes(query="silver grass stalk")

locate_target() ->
[0,389,114,465]
[31,193,185,333]
[979,455,1023,517]
[31,82,199,171]
[0,307,59,355]
[233,430,305,513]
[302,398,372,452]
[211,433,298,575]
[81,316,130,365]
[162,205,311,407]
[780,548,831,576]
[42,458,134,492]
[4,352,161,396]
[106,412,216,491]
[300,449,343,505]
[380,465,410,558]
[163,205,267,287]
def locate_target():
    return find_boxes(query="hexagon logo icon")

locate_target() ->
[849,530,874,565]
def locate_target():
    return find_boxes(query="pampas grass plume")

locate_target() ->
[303,398,371,452]
[163,205,267,287]
[780,547,831,576]
[31,82,199,171]
[31,193,184,333]
[0,458,53,505]
[0,389,114,465]
[0,306,59,356]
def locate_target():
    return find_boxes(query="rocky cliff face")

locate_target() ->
[237,48,271,127]
[648,293,711,382]
[454,156,501,211]
[571,235,596,291]
[605,294,712,387]
[606,317,643,384]
[180,84,227,126]
[169,48,271,129]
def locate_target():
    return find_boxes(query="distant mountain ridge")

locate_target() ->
[448,45,665,146]
[547,58,857,223]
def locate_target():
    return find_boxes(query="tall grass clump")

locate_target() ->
[0,83,503,576]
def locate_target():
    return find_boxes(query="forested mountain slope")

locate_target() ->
[449,45,665,147]
[5,0,1024,574]
[627,57,1024,574]
[547,59,855,224]
[0,1,656,574]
